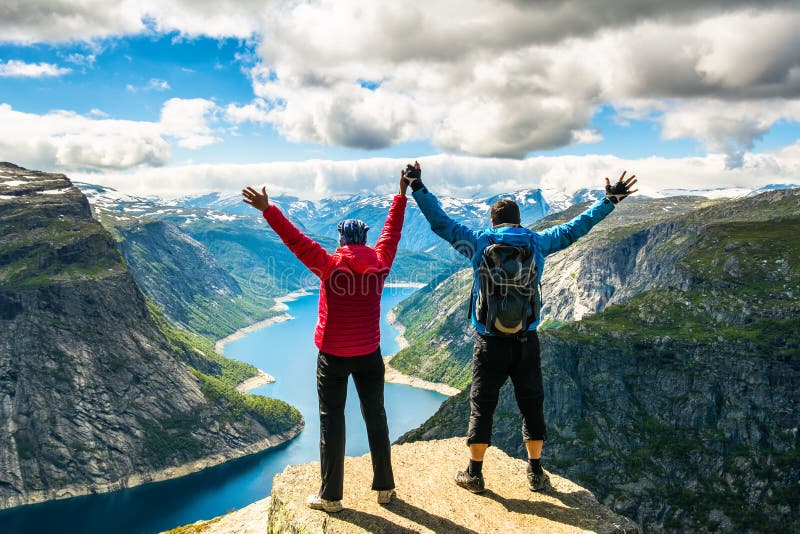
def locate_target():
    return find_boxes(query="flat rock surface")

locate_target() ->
[268,437,640,533]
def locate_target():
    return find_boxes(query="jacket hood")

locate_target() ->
[335,244,382,273]
[483,226,532,247]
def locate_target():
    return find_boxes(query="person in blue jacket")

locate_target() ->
[403,161,637,493]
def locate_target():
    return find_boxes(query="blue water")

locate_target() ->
[0,287,446,534]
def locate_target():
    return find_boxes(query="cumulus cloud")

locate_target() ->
[247,2,800,158]
[70,149,800,200]
[2,1,800,164]
[659,99,800,168]
[0,99,222,171]
[159,97,221,148]
[0,59,71,77]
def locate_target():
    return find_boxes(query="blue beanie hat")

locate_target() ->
[337,219,369,246]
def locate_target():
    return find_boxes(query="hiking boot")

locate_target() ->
[306,494,343,513]
[455,469,486,493]
[527,466,550,492]
[377,489,396,504]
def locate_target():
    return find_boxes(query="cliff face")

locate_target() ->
[394,191,800,531]
[94,207,280,340]
[0,163,302,510]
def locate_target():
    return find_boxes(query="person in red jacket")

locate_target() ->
[241,172,409,513]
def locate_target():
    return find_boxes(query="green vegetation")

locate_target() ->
[389,270,474,389]
[193,371,301,434]
[140,411,207,466]
[164,514,227,534]
[146,299,260,388]
[0,220,125,288]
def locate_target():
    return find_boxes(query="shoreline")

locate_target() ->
[384,282,426,288]
[0,424,303,513]
[214,289,313,355]
[235,369,276,393]
[383,309,460,397]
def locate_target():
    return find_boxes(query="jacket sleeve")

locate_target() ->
[537,199,615,256]
[411,186,480,259]
[374,194,408,268]
[262,205,336,279]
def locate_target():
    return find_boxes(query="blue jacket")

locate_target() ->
[412,185,615,334]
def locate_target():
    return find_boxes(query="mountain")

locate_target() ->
[175,188,554,255]
[391,190,800,532]
[0,163,302,510]
[78,183,452,338]
[388,195,714,389]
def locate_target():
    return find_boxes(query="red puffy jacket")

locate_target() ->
[262,195,407,357]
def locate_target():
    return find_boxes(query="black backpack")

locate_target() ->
[474,239,541,336]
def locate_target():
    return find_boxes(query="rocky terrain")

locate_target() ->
[0,163,302,510]
[393,191,800,531]
[170,438,639,534]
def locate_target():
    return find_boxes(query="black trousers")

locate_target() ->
[317,348,395,501]
[467,331,547,446]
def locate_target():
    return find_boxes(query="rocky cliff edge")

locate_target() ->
[173,437,639,533]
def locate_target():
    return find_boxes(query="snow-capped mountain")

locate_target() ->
[173,188,553,254]
[79,181,799,258]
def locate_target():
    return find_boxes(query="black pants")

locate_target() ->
[467,331,547,446]
[317,348,395,501]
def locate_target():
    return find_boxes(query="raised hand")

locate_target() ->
[399,168,409,196]
[242,186,270,211]
[605,171,638,204]
[404,160,421,182]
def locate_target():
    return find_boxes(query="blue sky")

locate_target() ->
[0,1,799,197]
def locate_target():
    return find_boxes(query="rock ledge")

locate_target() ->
[267,437,640,533]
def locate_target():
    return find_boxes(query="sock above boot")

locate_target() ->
[468,459,483,477]
[528,458,542,475]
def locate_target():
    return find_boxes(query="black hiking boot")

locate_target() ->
[527,464,550,492]
[455,468,486,493]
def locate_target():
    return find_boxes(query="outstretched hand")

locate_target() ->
[399,170,409,195]
[605,171,638,204]
[242,186,270,211]
[400,160,421,195]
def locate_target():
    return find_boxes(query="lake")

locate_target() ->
[0,286,447,534]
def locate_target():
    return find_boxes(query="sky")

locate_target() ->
[0,0,799,199]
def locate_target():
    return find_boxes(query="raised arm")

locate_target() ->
[242,186,336,279]
[406,162,479,259]
[538,171,637,256]
[374,172,409,267]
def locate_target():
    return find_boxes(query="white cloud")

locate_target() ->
[0,103,168,171]
[224,98,271,124]
[245,3,800,158]
[658,99,800,168]
[2,1,799,164]
[160,97,221,148]
[0,98,223,171]
[145,78,171,91]
[0,59,71,78]
[62,52,96,68]
[69,149,800,200]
